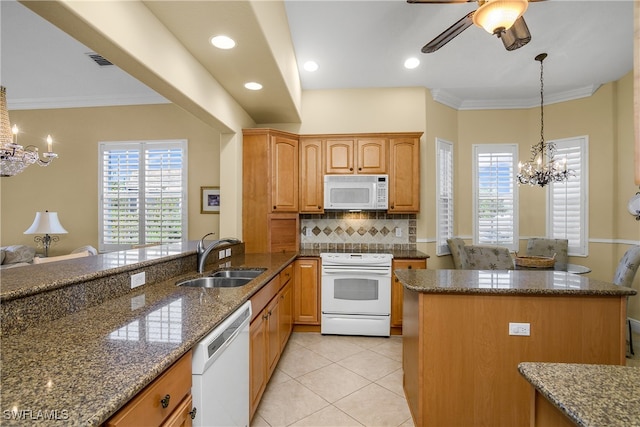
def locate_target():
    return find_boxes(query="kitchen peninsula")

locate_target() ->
[0,242,297,426]
[395,269,636,427]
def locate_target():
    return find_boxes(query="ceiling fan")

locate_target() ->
[408,0,544,53]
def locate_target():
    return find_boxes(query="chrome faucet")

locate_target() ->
[196,232,241,273]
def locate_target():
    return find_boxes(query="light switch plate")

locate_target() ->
[130,272,146,289]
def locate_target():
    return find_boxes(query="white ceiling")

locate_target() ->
[1,0,635,119]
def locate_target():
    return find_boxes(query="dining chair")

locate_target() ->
[612,244,640,356]
[447,238,514,270]
[526,238,569,266]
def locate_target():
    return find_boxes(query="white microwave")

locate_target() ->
[324,174,388,211]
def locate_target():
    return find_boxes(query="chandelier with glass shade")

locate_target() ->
[517,53,573,187]
[0,86,58,177]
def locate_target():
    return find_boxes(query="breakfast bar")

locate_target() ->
[394,269,636,427]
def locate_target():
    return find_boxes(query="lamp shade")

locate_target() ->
[24,211,68,235]
[472,0,528,34]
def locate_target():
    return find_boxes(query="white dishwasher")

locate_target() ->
[192,300,251,427]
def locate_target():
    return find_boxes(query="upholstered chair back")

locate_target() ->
[613,245,640,288]
[447,238,468,269]
[465,245,515,270]
[526,238,569,266]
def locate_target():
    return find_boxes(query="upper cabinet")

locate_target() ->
[299,138,324,214]
[271,135,299,212]
[389,136,420,213]
[325,138,386,174]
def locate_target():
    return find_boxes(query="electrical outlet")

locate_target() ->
[305,227,313,237]
[224,248,232,257]
[509,322,530,336]
[218,249,226,259]
[395,227,402,237]
[130,272,146,289]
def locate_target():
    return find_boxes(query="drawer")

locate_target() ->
[279,263,293,285]
[105,351,192,427]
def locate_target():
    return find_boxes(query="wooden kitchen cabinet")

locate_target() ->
[105,351,194,427]
[325,138,386,174]
[391,258,426,329]
[388,136,420,213]
[243,128,299,253]
[299,138,324,213]
[293,257,320,325]
[249,264,295,420]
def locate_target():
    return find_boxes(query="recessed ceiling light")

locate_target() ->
[303,61,319,72]
[210,35,236,49]
[404,57,420,69]
[244,82,263,91]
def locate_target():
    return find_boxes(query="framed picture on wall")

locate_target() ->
[201,186,220,214]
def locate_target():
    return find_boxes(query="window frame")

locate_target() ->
[472,144,519,251]
[436,138,454,256]
[546,136,589,257]
[98,139,188,252]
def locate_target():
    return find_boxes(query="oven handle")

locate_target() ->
[322,267,391,275]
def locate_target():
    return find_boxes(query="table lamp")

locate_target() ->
[24,211,68,257]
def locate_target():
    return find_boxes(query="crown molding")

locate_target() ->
[7,93,170,110]
[431,84,602,111]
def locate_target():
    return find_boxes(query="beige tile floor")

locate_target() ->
[252,332,413,427]
[252,330,640,426]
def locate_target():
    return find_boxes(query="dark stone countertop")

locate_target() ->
[395,269,637,296]
[0,250,297,426]
[518,362,640,426]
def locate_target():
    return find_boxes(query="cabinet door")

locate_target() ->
[266,297,280,376]
[391,259,426,327]
[293,258,320,325]
[356,138,387,174]
[389,137,420,213]
[278,280,293,351]
[249,314,267,418]
[271,135,299,212]
[325,139,355,174]
[160,395,193,427]
[299,139,324,213]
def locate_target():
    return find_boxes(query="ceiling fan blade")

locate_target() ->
[421,11,474,53]
[407,0,474,3]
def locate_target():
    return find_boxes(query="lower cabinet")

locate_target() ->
[293,257,320,325]
[105,351,194,427]
[391,258,427,328]
[249,263,294,420]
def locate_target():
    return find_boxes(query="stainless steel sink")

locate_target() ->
[176,268,266,288]
[209,268,266,279]
[176,276,253,288]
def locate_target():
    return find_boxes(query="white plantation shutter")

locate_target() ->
[99,140,187,252]
[473,144,519,251]
[548,136,588,256]
[436,139,454,255]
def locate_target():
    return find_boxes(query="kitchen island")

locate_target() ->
[0,243,297,426]
[394,269,636,427]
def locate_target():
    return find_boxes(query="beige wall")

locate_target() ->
[0,104,222,255]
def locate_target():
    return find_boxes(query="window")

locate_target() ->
[436,138,454,255]
[99,140,187,252]
[473,144,518,251]
[547,136,588,256]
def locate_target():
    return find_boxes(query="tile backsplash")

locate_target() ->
[300,212,416,252]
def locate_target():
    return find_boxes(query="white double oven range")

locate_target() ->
[320,252,393,337]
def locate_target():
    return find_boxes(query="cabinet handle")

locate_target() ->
[358,167,362,171]
[268,310,272,316]
[318,206,321,209]
[160,394,170,409]
[263,313,269,320]
[273,206,276,210]
[189,407,197,420]
[281,294,285,300]
[349,167,353,171]
[408,265,413,269]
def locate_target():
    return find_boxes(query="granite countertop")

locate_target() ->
[518,362,640,426]
[395,269,637,296]
[0,251,296,426]
[298,248,429,259]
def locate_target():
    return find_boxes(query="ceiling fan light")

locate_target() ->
[472,0,528,35]
[499,16,531,51]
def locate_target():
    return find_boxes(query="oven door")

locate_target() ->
[321,270,391,315]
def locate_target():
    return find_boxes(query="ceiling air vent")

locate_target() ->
[86,52,113,66]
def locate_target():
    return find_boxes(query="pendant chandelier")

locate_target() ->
[0,86,58,177]
[517,53,573,187]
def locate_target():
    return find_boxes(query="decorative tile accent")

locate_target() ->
[300,212,417,251]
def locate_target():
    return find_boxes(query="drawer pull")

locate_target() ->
[160,394,170,409]
[189,407,197,420]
